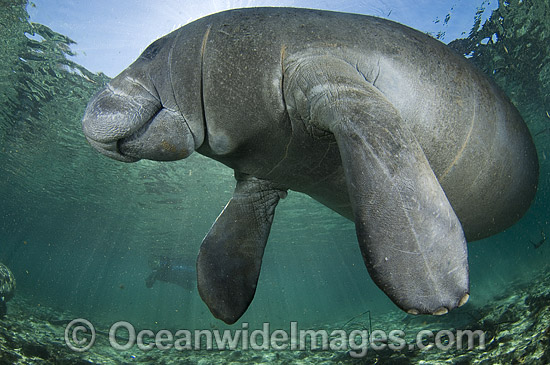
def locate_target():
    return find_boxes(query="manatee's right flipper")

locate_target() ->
[197,173,287,324]
[284,56,470,315]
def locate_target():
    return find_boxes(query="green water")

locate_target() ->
[1,0,549,362]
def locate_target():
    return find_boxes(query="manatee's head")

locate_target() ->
[82,35,201,162]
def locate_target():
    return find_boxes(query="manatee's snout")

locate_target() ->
[82,76,195,162]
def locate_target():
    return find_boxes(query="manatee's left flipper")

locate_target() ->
[284,56,469,315]
[197,173,287,324]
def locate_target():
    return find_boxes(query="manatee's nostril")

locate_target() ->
[458,293,470,307]
[433,307,448,315]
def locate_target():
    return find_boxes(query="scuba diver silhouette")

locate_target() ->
[145,256,195,290]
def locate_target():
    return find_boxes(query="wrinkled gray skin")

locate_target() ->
[82,8,539,324]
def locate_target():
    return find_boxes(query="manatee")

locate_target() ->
[81,8,539,324]
[0,262,16,318]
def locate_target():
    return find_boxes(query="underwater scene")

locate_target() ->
[1,0,549,363]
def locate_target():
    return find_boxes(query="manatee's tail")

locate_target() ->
[0,298,6,318]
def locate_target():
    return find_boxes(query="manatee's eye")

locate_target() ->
[140,38,167,60]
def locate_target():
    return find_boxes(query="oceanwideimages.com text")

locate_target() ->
[65,319,486,358]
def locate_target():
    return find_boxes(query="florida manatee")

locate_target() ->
[81,8,538,324]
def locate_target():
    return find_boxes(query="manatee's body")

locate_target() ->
[0,262,16,318]
[82,8,538,324]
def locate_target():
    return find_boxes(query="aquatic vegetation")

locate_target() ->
[0,262,16,318]
[0,266,549,362]
[450,0,550,139]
